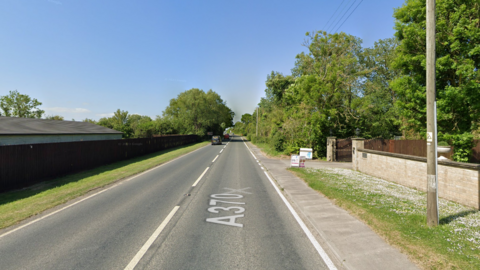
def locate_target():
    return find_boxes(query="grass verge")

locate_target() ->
[244,139,290,159]
[251,142,286,158]
[290,167,480,270]
[248,139,327,160]
[0,141,209,230]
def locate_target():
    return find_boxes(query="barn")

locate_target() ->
[0,116,123,146]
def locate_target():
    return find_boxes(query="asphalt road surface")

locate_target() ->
[0,135,330,270]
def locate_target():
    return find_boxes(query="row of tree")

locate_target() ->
[234,0,480,162]
[1,89,234,139]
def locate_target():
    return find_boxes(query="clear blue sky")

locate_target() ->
[0,0,406,123]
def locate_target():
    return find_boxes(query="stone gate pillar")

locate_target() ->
[352,138,365,170]
[327,137,336,162]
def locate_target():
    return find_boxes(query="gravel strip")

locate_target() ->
[307,167,480,254]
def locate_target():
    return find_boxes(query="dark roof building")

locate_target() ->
[0,116,123,145]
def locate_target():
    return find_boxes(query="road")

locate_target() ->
[0,136,330,269]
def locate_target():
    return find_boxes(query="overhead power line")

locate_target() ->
[326,0,354,33]
[330,0,359,33]
[334,0,364,33]
[323,0,346,32]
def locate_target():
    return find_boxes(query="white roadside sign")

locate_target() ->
[291,155,300,167]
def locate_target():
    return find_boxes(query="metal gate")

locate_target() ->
[336,138,352,162]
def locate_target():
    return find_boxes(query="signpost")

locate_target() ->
[299,148,313,160]
[290,155,300,167]
[290,155,306,168]
[299,156,306,168]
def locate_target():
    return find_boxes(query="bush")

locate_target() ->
[284,144,300,155]
[272,132,285,152]
[450,133,474,163]
[247,134,257,143]
[440,133,475,162]
[437,141,449,146]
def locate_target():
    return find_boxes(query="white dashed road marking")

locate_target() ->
[124,206,180,270]
[242,137,337,270]
[192,167,210,187]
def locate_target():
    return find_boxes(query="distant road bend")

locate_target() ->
[0,135,334,270]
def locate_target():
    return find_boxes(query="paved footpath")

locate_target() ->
[244,139,419,270]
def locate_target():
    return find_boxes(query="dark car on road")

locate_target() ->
[211,135,222,145]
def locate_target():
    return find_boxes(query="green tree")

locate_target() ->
[233,121,245,134]
[0,90,45,118]
[97,109,133,138]
[264,71,295,106]
[154,116,177,135]
[392,0,480,136]
[130,114,155,138]
[163,88,234,136]
[45,115,64,121]
[82,118,97,124]
[97,117,114,129]
[287,31,366,139]
[358,37,402,138]
[240,113,252,125]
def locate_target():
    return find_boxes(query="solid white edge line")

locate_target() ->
[263,171,337,270]
[243,137,337,270]
[212,155,219,163]
[0,187,110,239]
[192,167,209,187]
[124,206,180,270]
[0,143,209,239]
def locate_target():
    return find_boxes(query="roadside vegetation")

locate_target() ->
[233,0,480,162]
[291,167,480,270]
[1,88,234,139]
[248,141,288,159]
[92,89,234,138]
[0,141,209,230]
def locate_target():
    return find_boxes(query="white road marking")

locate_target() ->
[0,143,209,239]
[223,187,252,194]
[209,199,245,206]
[242,137,337,270]
[212,155,219,163]
[220,149,223,153]
[211,194,243,199]
[0,187,111,239]
[208,206,245,214]
[192,167,209,187]
[206,215,244,227]
[263,171,337,270]
[124,206,180,270]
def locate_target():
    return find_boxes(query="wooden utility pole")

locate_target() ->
[256,107,258,137]
[426,0,439,226]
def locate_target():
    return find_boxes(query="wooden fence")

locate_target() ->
[364,139,480,163]
[0,135,198,192]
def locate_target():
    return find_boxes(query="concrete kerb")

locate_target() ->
[242,138,419,270]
